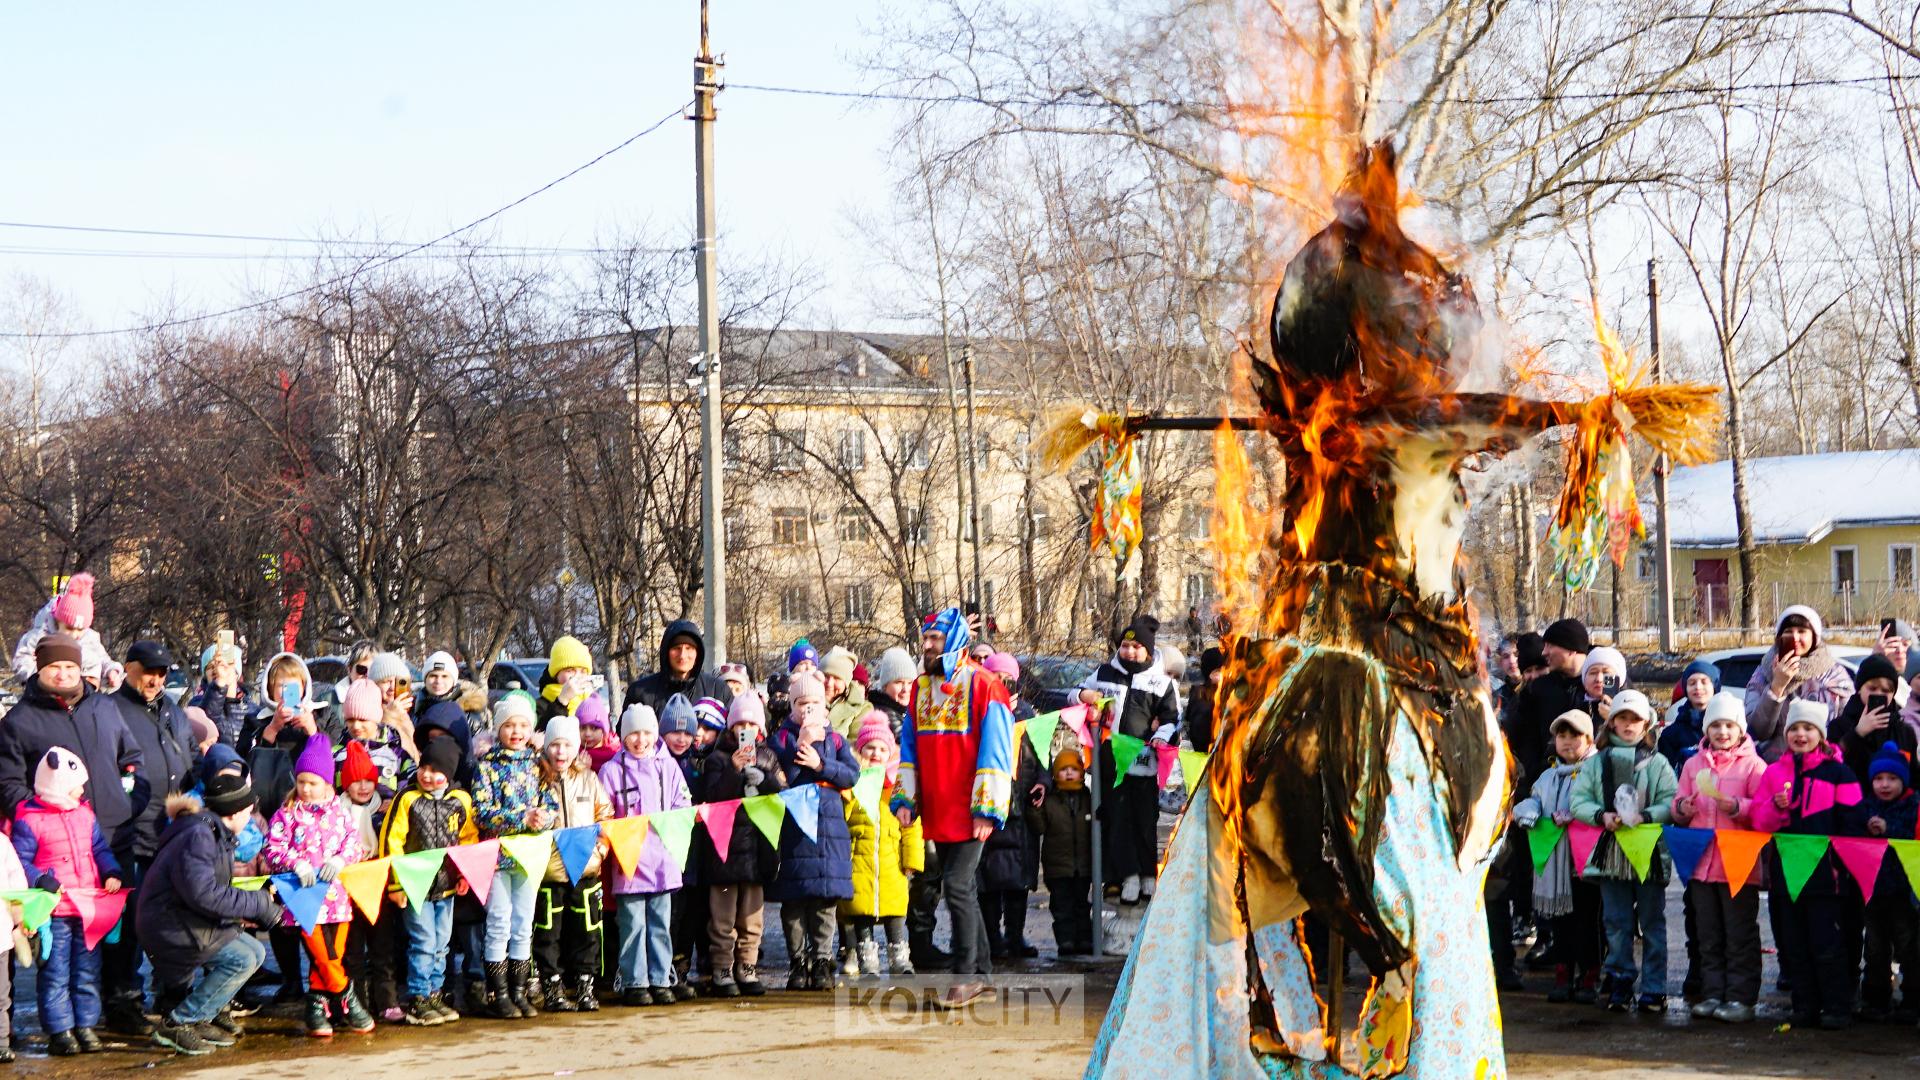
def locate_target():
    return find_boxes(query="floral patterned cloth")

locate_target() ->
[262,795,364,926]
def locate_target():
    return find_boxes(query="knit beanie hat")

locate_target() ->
[661,693,697,735]
[547,635,591,677]
[1870,741,1911,788]
[1542,619,1591,655]
[1856,653,1902,689]
[1052,747,1086,788]
[341,740,379,787]
[1702,691,1747,732]
[50,573,94,631]
[419,733,462,779]
[577,692,610,733]
[982,651,1020,681]
[34,632,83,670]
[184,706,218,748]
[423,650,459,678]
[693,696,728,732]
[1784,698,1829,739]
[492,690,535,729]
[620,703,659,738]
[789,672,826,706]
[726,692,766,733]
[854,711,895,756]
[1581,647,1627,681]
[295,731,336,783]
[1119,614,1158,651]
[342,677,384,724]
[718,662,750,685]
[1680,658,1723,693]
[1199,647,1228,679]
[368,652,410,683]
[1775,604,1824,645]
[822,647,857,682]
[34,747,88,805]
[204,771,256,817]
[545,715,581,749]
[872,647,917,688]
[1514,632,1546,671]
[787,639,819,672]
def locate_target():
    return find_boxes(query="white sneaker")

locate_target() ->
[1141,876,1156,899]
[1119,875,1141,904]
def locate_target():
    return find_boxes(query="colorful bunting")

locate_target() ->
[445,840,501,906]
[270,873,332,934]
[743,795,786,848]
[698,801,738,865]
[231,875,269,891]
[780,784,821,843]
[1153,745,1179,789]
[1716,830,1771,898]
[553,826,602,885]
[1059,704,1093,758]
[498,833,553,879]
[1661,826,1715,885]
[65,890,128,950]
[1566,822,1603,876]
[1179,750,1208,797]
[1615,824,1664,883]
[851,767,885,827]
[601,817,650,876]
[650,807,697,871]
[1526,821,1566,875]
[1831,837,1888,905]
[1109,733,1146,785]
[390,849,446,908]
[1889,839,1920,902]
[1025,711,1061,765]
[0,889,59,935]
[1773,834,1832,902]
[339,858,392,924]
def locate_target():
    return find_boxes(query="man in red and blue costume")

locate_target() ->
[894,605,1014,1007]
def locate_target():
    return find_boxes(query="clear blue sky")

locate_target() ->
[0,1,902,336]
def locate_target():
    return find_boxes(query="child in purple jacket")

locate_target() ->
[598,704,692,1006]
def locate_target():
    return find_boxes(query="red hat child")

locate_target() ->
[341,740,379,787]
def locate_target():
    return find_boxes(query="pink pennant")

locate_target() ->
[1831,837,1889,905]
[698,801,739,865]
[1567,822,1604,876]
[70,889,129,950]
[1154,745,1178,789]
[444,840,501,907]
[1060,704,1093,756]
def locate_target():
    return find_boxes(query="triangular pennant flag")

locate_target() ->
[1109,733,1147,785]
[68,890,129,950]
[601,816,650,877]
[852,766,885,826]
[13,890,57,935]
[779,784,821,843]
[1154,745,1179,789]
[1831,837,1889,905]
[1060,704,1093,758]
[1661,826,1715,885]
[743,794,786,848]
[339,858,392,924]
[1889,839,1920,902]
[1026,711,1061,766]
[498,833,554,879]
[1773,834,1833,901]
[445,840,501,907]
[1716,830,1771,897]
[553,826,602,885]
[1615,824,1665,883]
[270,873,332,934]
[231,875,270,891]
[390,849,446,908]
[649,807,697,871]
[1179,750,1208,797]
[698,800,739,865]
[1526,820,1566,875]
[1566,821,1603,876]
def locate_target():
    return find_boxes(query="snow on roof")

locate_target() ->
[1658,449,1920,548]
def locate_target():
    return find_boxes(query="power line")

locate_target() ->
[0,242,669,262]
[0,102,691,340]
[0,220,678,256]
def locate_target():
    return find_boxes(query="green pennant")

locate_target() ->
[1526,820,1566,875]
[498,833,553,879]
[1773,834,1833,901]
[742,794,787,848]
[1888,839,1920,903]
[231,875,269,891]
[1109,733,1147,786]
[1025,711,1061,765]
[852,766,886,826]
[649,807,697,871]
[390,849,446,908]
[1615,823,1665,882]
[0,889,59,933]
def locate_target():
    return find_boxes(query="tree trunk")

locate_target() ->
[1725,388,1760,631]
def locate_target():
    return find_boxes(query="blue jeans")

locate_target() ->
[40,916,103,1034]
[484,865,539,962]
[402,898,455,998]
[615,893,674,988]
[1598,878,1668,995]
[171,934,266,1026]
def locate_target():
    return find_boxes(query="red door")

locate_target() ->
[1694,559,1730,624]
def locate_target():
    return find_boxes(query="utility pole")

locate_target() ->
[694,0,727,665]
[1650,257,1675,653]
[962,343,986,617]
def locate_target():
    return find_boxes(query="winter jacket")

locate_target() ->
[263,796,364,926]
[1750,745,1862,898]
[136,795,279,985]
[0,837,27,948]
[188,679,255,748]
[537,755,611,883]
[1658,703,1707,774]
[1570,729,1678,882]
[1852,791,1920,903]
[899,662,1016,842]
[827,679,869,741]
[868,689,908,744]
[1030,784,1094,879]
[0,675,147,851]
[1506,671,1585,791]
[378,784,478,899]
[473,743,545,872]
[335,735,405,799]
[839,782,921,918]
[1510,752,1594,917]
[1183,682,1218,754]
[598,741,692,895]
[700,732,785,885]
[1834,691,1918,788]
[238,654,345,815]
[109,684,201,860]
[1080,656,1180,764]
[1744,646,1854,761]
[979,803,1034,892]
[768,720,859,902]
[10,797,120,918]
[1670,735,1769,884]
[10,602,107,684]
[628,619,733,715]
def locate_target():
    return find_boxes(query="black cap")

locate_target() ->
[126,640,174,670]
[1542,619,1591,656]
[1119,614,1160,651]
[419,734,463,780]
[1200,647,1227,677]
[1515,632,1547,672]
[204,772,255,816]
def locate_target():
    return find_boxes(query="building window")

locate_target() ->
[1014,430,1031,470]
[981,578,997,615]
[769,428,805,473]
[963,504,995,543]
[905,506,928,546]
[772,507,808,546]
[1027,501,1050,538]
[724,514,747,551]
[837,429,866,472]
[1893,545,1917,592]
[844,583,876,623]
[722,430,743,467]
[910,580,934,616]
[1184,572,1214,611]
[1833,546,1859,595]
[836,507,871,543]
[1635,546,1657,581]
[900,431,931,470]
[1183,506,1211,542]
[779,585,811,624]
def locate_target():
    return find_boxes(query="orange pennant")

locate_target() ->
[339,857,392,924]
[601,816,649,876]
[1715,830,1771,898]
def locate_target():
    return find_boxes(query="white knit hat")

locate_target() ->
[620,703,659,738]
[545,716,581,748]
[368,652,410,683]
[424,650,458,677]
[1581,647,1627,679]
[1702,691,1747,732]
[871,647,917,687]
[1784,698,1829,738]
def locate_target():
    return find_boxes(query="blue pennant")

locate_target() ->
[779,784,821,843]
[553,825,602,885]
[1662,825,1715,885]
[271,872,332,934]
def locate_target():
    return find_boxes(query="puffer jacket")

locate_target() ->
[700,731,785,885]
[840,783,922,918]
[980,802,1034,892]
[827,680,869,741]
[1670,734,1768,884]
[11,797,120,917]
[1030,784,1093,879]
[137,795,278,984]
[538,754,611,883]
[189,679,255,747]
[1750,744,1862,898]
[1569,728,1679,882]
[263,796,364,925]
[474,743,546,872]
[379,784,478,899]
[598,740,691,895]
[768,720,859,902]
[0,676,147,847]
[1851,791,1920,902]
[628,619,733,714]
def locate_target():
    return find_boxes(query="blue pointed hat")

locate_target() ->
[926,605,971,680]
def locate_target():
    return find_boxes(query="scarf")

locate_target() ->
[1593,741,1663,882]
[1530,756,1589,917]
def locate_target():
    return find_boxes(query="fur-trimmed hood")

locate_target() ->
[458,680,488,712]
[166,792,203,821]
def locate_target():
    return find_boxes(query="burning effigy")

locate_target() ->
[1059,143,1719,1078]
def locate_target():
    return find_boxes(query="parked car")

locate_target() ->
[162,665,190,704]
[1671,643,1872,703]
[1019,655,1101,714]
[482,658,552,705]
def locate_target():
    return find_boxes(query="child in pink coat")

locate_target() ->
[1669,692,1768,1022]
[263,732,370,1038]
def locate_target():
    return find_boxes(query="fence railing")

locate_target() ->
[1530,577,1919,649]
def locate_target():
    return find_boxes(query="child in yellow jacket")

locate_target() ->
[841,713,922,978]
